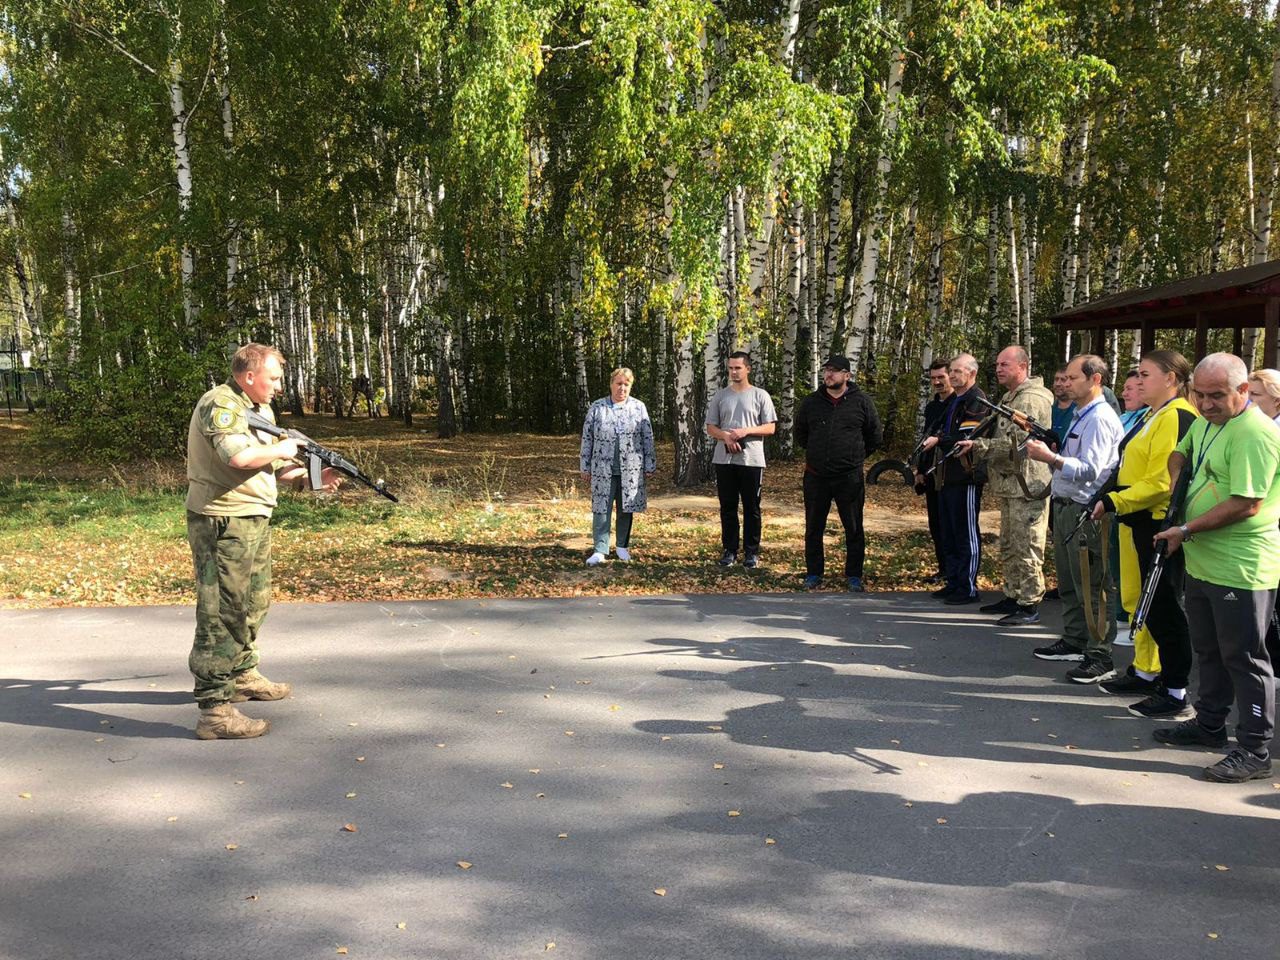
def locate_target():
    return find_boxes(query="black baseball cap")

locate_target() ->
[822,355,851,372]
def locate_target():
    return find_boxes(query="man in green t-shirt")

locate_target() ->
[185,344,344,740]
[1152,353,1279,782]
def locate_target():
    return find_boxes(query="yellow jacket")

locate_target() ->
[1106,397,1199,520]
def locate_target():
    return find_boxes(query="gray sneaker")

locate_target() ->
[1203,748,1273,783]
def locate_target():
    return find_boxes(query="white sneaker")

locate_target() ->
[1114,625,1134,647]
[586,552,606,566]
[615,547,631,562]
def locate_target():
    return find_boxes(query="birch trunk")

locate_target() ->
[1005,196,1021,338]
[61,207,80,363]
[889,202,918,379]
[1060,117,1090,311]
[844,1,911,367]
[984,204,999,326]
[217,21,239,311]
[818,152,844,354]
[169,58,196,331]
[778,201,803,458]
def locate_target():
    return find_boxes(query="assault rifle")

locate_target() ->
[246,410,399,503]
[1062,469,1118,545]
[923,411,1000,476]
[1129,462,1193,634]
[972,396,1060,452]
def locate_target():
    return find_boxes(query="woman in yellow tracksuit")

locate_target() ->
[1092,350,1199,718]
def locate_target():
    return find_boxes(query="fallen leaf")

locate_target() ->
[1207,933,1219,939]
[18,793,32,800]
[166,816,178,822]
[903,801,913,808]
[348,722,358,727]
[660,736,671,741]
[457,861,472,870]
[707,725,723,731]
[1065,745,1078,750]
[916,761,928,767]
[1047,734,1059,739]
[1045,832,1055,838]
[496,709,505,715]
[728,810,741,817]
[653,888,667,896]
[889,739,901,745]
[608,704,620,711]
[355,757,366,763]
[544,943,555,951]
[1214,864,1230,872]
[235,779,245,785]
[1030,717,1040,722]
[94,737,104,743]
[396,922,406,930]
[342,823,358,833]
[713,763,725,770]
[436,743,446,748]
[764,837,776,845]
[564,731,574,736]
[337,948,348,955]
[936,818,948,825]
[225,844,238,851]
[544,694,551,699]
[576,680,591,685]
[244,895,258,901]
[501,782,514,789]
[346,791,359,799]
[557,833,569,839]
[536,793,546,799]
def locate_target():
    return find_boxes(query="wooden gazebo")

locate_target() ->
[1050,259,1280,368]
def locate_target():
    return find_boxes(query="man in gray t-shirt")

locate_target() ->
[706,351,778,567]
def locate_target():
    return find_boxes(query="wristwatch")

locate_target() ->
[1178,524,1193,542]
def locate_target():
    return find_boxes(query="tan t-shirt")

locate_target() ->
[185,381,282,517]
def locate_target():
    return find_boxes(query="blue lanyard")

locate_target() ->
[1063,400,1101,453]
[1189,419,1228,482]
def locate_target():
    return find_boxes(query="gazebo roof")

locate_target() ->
[1050,259,1280,327]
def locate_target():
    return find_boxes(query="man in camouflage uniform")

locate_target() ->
[956,346,1054,626]
[186,343,342,739]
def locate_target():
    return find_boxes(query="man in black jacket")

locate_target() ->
[919,352,988,604]
[794,355,883,592]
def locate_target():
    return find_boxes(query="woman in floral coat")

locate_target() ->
[579,368,657,565]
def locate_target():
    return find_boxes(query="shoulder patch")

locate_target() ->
[215,409,236,429]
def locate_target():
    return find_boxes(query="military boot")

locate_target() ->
[231,668,292,702]
[196,703,270,740]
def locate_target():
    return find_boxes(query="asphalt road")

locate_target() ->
[2,593,1277,960]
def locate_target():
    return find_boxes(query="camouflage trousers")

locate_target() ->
[998,495,1049,606]
[187,512,272,707]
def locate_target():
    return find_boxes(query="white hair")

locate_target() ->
[951,353,979,374]
[1195,352,1248,390]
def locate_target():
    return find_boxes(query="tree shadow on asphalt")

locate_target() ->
[0,676,193,738]
[625,611,1211,779]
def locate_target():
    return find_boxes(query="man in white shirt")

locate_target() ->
[1025,354,1124,683]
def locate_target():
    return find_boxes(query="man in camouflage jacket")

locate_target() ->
[958,346,1054,625]
[185,343,342,740]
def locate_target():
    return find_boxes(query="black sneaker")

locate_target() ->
[931,586,955,600]
[719,550,736,567]
[925,573,946,585]
[1127,692,1194,720]
[1033,639,1085,662]
[1066,658,1117,684]
[1099,666,1161,696]
[980,596,1020,614]
[1153,717,1228,748]
[742,553,759,569]
[945,592,979,605]
[997,605,1040,626]
[1203,748,1273,783]
[1043,587,1060,600]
